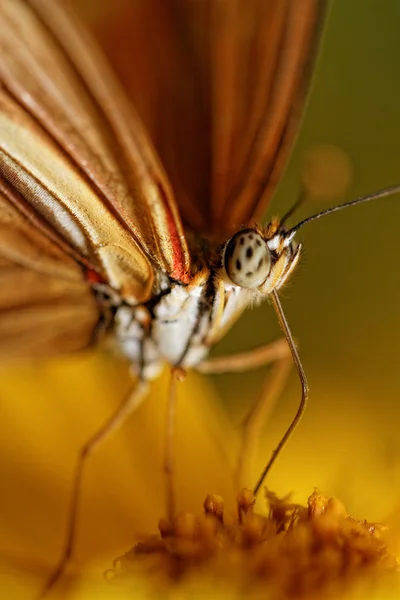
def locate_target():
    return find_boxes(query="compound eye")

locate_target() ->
[224,230,271,289]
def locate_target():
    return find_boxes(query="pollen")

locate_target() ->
[106,489,399,598]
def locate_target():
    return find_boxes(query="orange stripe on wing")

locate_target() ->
[155,180,190,284]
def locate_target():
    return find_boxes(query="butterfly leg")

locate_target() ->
[164,367,186,523]
[197,339,292,490]
[197,338,290,375]
[39,380,148,599]
[236,357,292,491]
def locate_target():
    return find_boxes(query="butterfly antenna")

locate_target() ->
[280,188,308,226]
[287,184,400,238]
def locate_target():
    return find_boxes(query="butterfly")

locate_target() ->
[0,0,322,459]
[2,0,400,596]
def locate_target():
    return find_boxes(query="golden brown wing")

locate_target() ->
[0,0,191,283]
[209,0,323,230]
[73,0,214,234]
[0,183,99,360]
[0,89,154,302]
[77,0,323,236]
[73,0,213,234]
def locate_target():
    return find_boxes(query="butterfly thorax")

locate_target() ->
[99,226,300,381]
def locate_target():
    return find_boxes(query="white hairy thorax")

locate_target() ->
[114,279,250,380]
[111,227,300,381]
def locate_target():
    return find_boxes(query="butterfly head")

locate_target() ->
[222,224,301,295]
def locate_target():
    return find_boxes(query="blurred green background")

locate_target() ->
[1,0,400,584]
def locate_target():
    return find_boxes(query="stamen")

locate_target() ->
[106,489,398,598]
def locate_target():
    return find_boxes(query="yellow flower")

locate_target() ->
[0,354,399,599]
[0,353,236,598]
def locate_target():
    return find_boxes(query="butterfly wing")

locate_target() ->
[0,181,99,359]
[209,0,324,231]
[0,89,154,302]
[79,0,323,235]
[0,0,192,359]
[0,0,190,286]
